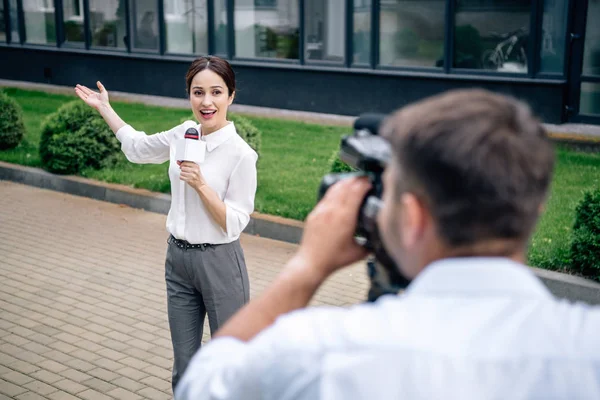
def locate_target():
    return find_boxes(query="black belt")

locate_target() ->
[168,235,221,251]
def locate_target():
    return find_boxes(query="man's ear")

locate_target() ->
[228,91,235,106]
[399,193,427,249]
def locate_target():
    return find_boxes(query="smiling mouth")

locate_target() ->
[200,110,216,115]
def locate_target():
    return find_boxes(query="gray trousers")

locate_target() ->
[165,236,250,392]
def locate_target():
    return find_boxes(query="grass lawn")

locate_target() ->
[2,88,600,273]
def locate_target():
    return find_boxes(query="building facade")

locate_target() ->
[0,0,598,124]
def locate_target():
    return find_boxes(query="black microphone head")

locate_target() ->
[184,127,200,140]
[353,113,387,136]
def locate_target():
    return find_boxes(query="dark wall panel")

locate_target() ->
[0,46,566,123]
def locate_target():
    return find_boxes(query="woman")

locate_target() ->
[74,56,257,392]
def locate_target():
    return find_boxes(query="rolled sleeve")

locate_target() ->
[224,150,258,238]
[116,121,193,164]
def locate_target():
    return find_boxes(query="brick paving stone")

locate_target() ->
[136,387,171,400]
[15,391,50,400]
[77,389,114,400]
[51,379,88,395]
[1,370,35,385]
[22,380,57,396]
[0,180,369,399]
[47,391,80,400]
[0,377,29,397]
[106,387,144,400]
[80,377,117,393]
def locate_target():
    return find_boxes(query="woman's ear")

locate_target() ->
[228,91,236,106]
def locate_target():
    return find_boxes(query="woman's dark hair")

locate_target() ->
[185,56,236,96]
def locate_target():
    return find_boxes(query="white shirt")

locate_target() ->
[116,120,257,244]
[175,258,600,400]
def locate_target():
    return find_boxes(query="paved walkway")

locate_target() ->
[0,181,368,399]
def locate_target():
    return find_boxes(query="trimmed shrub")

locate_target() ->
[0,91,26,150]
[39,101,120,174]
[570,188,600,281]
[328,148,354,173]
[181,113,262,157]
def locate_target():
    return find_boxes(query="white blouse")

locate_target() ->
[116,120,258,244]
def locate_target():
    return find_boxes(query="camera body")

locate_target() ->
[318,113,411,301]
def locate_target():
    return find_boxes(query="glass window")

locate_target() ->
[23,0,56,45]
[164,0,208,55]
[454,0,531,73]
[539,0,567,74]
[353,0,370,65]
[63,0,84,46]
[0,1,6,42]
[213,0,227,55]
[235,0,299,59]
[379,0,444,68]
[582,0,600,76]
[305,0,345,63]
[580,82,600,116]
[130,0,158,51]
[88,0,127,49]
[9,0,19,43]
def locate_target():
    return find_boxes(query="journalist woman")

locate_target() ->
[74,56,257,392]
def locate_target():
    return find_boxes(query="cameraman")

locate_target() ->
[176,89,600,399]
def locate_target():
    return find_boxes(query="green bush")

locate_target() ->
[180,113,262,158]
[328,148,354,173]
[0,91,26,150]
[570,189,600,281]
[39,101,120,174]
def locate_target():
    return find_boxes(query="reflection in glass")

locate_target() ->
[305,0,345,63]
[88,0,127,49]
[130,0,158,51]
[213,0,227,55]
[580,82,600,116]
[353,0,370,64]
[63,0,84,46]
[379,0,444,68]
[9,0,19,43]
[539,0,567,73]
[23,0,56,45]
[235,0,298,59]
[583,0,600,76]
[164,0,208,55]
[0,2,6,42]
[454,0,531,73]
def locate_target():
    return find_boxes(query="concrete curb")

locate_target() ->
[0,161,303,244]
[2,161,600,306]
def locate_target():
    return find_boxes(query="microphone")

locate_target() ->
[176,127,206,164]
[184,127,200,140]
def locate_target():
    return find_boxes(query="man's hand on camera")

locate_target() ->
[293,177,371,279]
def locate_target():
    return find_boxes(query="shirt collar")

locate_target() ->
[405,257,552,299]
[199,121,235,152]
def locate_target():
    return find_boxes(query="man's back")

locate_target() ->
[176,258,600,399]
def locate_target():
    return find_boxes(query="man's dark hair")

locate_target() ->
[381,89,555,251]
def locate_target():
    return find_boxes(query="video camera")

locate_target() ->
[317,113,411,302]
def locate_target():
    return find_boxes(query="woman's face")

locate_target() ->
[189,68,234,135]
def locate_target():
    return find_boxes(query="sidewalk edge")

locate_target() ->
[0,161,303,244]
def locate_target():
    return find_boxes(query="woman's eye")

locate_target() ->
[213,91,221,96]
[194,91,202,96]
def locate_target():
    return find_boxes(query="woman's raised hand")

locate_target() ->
[74,81,110,110]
